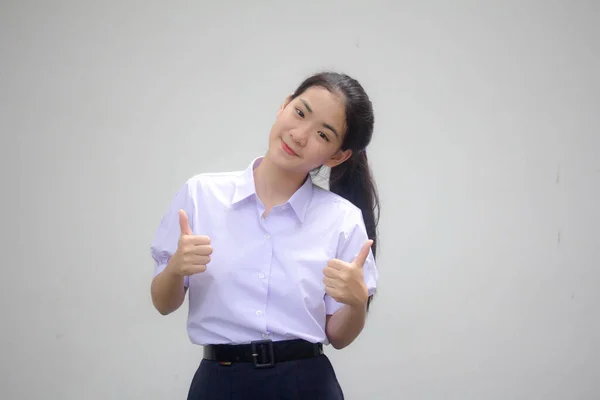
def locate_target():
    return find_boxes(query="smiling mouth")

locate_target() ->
[281,140,298,156]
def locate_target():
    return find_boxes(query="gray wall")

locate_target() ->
[1,1,598,399]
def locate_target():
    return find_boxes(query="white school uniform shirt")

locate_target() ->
[150,157,379,346]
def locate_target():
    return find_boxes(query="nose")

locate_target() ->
[290,127,309,147]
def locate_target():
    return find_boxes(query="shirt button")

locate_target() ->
[258,272,265,279]
[265,234,271,239]
[262,333,269,339]
[256,310,263,316]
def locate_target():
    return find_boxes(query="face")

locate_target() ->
[266,86,352,174]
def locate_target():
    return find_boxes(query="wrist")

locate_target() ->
[164,256,182,278]
[348,295,368,311]
[350,284,369,309]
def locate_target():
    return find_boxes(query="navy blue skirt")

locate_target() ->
[187,353,344,400]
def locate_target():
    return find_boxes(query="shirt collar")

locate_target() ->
[232,157,313,222]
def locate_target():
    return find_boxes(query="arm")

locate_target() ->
[150,179,206,315]
[325,300,368,349]
[150,182,193,316]
[151,259,187,315]
[323,209,379,349]
[151,207,212,315]
[323,239,374,349]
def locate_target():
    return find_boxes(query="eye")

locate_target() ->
[318,132,330,142]
[295,108,305,118]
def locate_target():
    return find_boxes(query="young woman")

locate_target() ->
[150,71,380,399]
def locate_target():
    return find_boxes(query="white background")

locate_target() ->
[1,1,599,399]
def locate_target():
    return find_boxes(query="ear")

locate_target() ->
[277,93,294,117]
[324,149,352,168]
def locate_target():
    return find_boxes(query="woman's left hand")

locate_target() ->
[323,240,373,308]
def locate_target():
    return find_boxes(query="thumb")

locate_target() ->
[178,209,192,236]
[352,239,373,268]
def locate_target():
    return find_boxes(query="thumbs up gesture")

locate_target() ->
[323,240,372,308]
[167,209,213,277]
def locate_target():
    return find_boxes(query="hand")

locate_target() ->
[167,209,213,277]
[323,240,372,308]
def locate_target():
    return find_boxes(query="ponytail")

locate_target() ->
[329,150,380,257]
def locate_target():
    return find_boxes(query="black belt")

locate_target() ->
[203,339,323,368]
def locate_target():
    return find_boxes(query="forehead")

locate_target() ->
[296,86,346,134]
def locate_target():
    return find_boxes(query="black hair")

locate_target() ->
[290,72,380,310]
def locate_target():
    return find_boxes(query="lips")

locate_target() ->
[281,140,298,156]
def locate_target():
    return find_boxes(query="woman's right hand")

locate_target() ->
[167,209,213,276]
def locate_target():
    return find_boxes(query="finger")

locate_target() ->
[178,209,193,236]
[325,286,340,301]
[323,277,338,288]
[322,266,339,278]
[184,236,211,247]
[191,255,211,265]
[191,245,213,256]
[352,239,373,268]
[183,264,207,275]
[182,253,211,265]
[326,259,346,271]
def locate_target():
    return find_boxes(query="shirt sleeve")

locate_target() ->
[150,179,196,288]
[325,207,379,315]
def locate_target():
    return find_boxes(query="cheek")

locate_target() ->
[272,116,292,134]
[306,143,336,164]
[313,138,338,154]
[269,120,284,138]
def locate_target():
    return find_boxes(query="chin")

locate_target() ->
[270,152,306,174]
[267,138,317,174]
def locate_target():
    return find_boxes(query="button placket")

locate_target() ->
[259,214,274,341]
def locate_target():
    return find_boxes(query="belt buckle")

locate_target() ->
[251,339,275,368]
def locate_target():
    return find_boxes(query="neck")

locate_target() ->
[254,155,307,211]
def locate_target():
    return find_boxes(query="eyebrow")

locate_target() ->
[300,99,340,138]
